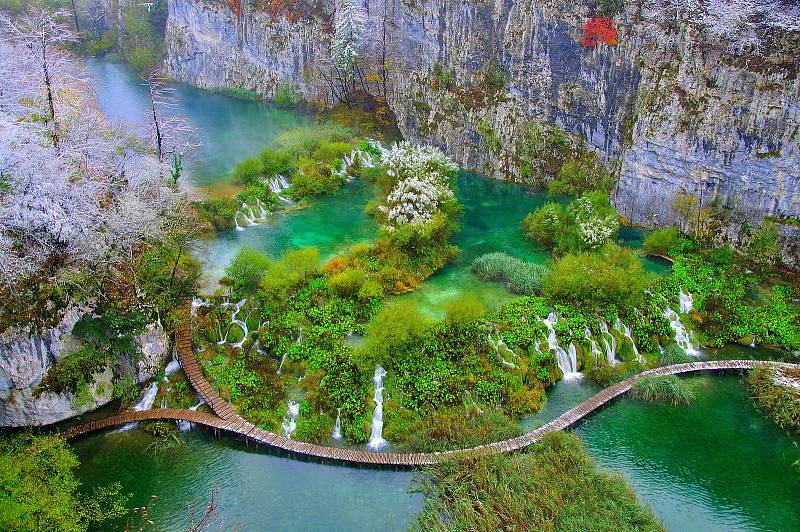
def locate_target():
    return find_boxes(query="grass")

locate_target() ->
[471,252,546,294]
[659,343,694,365]
[413,431,664,531]
[631,375,695,406]
[746,365,800,432]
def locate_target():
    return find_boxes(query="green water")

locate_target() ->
[87,59,312,187]
[81,57,799,532]
[578,375,800,531]
[73,430,421,531]
[197,180,379,282]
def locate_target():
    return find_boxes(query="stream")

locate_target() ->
[79,57,799,531]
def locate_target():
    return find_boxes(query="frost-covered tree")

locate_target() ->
[0,10,191,299]
[321,0,367,106]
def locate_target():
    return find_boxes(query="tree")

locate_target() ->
[0,433,128,531]
[321,0,366,106]
[143,72,197,164]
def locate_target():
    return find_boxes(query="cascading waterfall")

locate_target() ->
[679,288,694,313]
[541,311,580,379]
[368,365,387,449]
[615,317,643,363]
[164,345,181,377]
[584,327,603,367]
[178,397,206,432]
[281,400,300,438]
[268,175,294,204]
[221,299,249,348]
[191,297,209,317]
[119,381,159,431]
[276,353,287,374]
[234,198,272,232]
[599,320,618,365]
[332,408,342,440]
[664,308,699,355]
[487,331,518,368]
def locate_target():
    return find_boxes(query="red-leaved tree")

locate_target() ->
[581,16,618,47]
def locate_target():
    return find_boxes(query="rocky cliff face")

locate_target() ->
[0,312,168,427]
[164,0,799,263]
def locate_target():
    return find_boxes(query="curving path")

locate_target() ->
[63,321,800,466]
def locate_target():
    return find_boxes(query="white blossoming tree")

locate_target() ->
[322,0,367,106]
[378,142,458,230]
[568,196,619,250]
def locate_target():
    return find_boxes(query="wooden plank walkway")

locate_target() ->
[61,306,800,466]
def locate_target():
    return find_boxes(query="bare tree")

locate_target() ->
[143,72,198,170]
[0,8,78,149]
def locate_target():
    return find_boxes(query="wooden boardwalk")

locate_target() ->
[63,326,800,466]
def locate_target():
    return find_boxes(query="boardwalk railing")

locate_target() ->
[62,312,800,466]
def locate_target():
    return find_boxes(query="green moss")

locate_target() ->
[476,119,502,153]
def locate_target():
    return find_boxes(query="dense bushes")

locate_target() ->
[523,192,619,254]
[746,365,800,432]
[542,244,649,309]
[414,431,663,531]
[548,151,616,196]
[0,434,128,531]
[642,228,681,257]
[471,252,547,294]
[386,407,521,452]
[631,375,695,406]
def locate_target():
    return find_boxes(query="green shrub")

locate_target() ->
[231,157,262,184]
[631,375,695,406]
[0,434,129,531]
[444,294,485,326]
[210,87,261,101]
[659,343,693,366]
[327,268,367,298]
[194,198,238,231]
[225,247,273,295]
[746,365,800,432]
[471,252,547,294]
[294,413,335,443]
[587,360,644,387]
[744,220,783,272]
[37,343,111,396]
[282,247,320,280]
[356,302,429,369]
[643,228,681,257]
[258,148,296,177]
[542,244,648,309]
[522,203,564,249]
[547,152,615,196]
[414,431,663,531]
[313,141,353,164]
[275,124,356,156]
[393,408,520,452]
[288,157,344,199]
[274,81,304,108]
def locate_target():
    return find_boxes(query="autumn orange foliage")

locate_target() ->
[580,17,618,47]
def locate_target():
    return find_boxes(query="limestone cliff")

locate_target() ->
[164,0,800,263]
[0,311,168,427]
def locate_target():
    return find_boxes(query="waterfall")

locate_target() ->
[268,175,294,204]
[585,327,603,367]
[599,320,618,365]
[679,288,694,313]
[179,398,206,432]
[487,331,517,368]
[233,198,272,232]
[276,353,287,374]
[164,346,180,377]
[119,381,159,431]
[332,408,342,440]
[281,400,300,438]
[191,297,209,317]
[541,312,581,379]
[616,318,643,363]
[228,299,249,349]
[368,365,387,449]
[664,308,699,356]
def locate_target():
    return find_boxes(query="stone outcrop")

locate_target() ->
[163,0,799,264]
[0,313,168,427]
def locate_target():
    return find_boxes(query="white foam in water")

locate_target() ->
[599,319,618,365]
[282,400,300,438]
[164,345,180,377]
[679,288,694,314]
[368,365,387,449]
